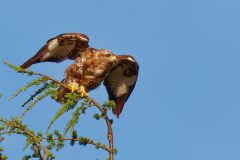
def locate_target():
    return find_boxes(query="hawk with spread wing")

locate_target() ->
[21,33,139,117]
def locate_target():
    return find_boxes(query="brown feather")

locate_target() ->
[21,32,139,118]
[112,94,128,118]
[104,55,139,118]
[20,45,48,69]
[20,33,89,69]
[54,49,117,104]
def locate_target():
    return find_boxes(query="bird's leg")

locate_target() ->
[71,83,77,92]
[68,81,88,97]
[79,85,88,97]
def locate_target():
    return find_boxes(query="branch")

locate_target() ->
[43,137,110,152]
[4,61,71,91]
[5,62,115,160]
[18,66,115,159]
[88,98,114,160]
[23,130,49,160]
[24,130,44,160]
[0,119,49,159]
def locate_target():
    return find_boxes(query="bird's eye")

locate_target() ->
[105,54,111,57]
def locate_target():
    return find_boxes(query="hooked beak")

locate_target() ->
[109,55,117,62]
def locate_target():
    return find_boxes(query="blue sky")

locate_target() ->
[1,0,240,159]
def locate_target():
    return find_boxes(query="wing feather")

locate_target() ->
[20,33,89,69]
[104,55,139,118]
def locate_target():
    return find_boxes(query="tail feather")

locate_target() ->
[112,96,127,118]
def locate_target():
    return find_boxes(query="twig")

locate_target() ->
[88,97,114,160]
[42,137,110,152]
[24,129,49,159]
[23,70,72,91]
[0,129,48,159]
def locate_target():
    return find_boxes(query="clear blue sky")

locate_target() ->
[1,0,240,159]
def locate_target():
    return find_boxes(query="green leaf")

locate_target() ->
[8,77,48,101]
[4,61,25,73]
[56,140,64,151]
[78,137,92,146]
[63,106,83,137]
[1,155,8,160]
[46,94,80,133]
[21,82,52,108]
[21,89,56,117]
[93,113,101,120]
[70,130,78,146]
[22,155,31,160]
[103,100,116,110]
[23,137,34,151]
[114,148,118,155]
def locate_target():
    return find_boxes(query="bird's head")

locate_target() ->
[98,50,117,63]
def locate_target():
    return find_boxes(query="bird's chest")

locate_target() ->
[79,58,111,88]
[84,58,110,77]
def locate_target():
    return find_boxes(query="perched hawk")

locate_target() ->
[21,33,139,117]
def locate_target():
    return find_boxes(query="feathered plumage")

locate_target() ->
[104,55,139,117]
[21,33,89,69]
[21,33,139,117]
[56,48,117,102]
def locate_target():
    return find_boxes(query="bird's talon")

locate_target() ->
[80,90,88,97]
[71,84,76,92]
[79,86,88,97]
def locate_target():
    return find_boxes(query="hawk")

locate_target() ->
[21,33,139,117]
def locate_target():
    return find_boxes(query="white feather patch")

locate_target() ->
[116,83,128,97]
[115,75,137,97]
[48,39,59,51]
[95,68,104,76]
[41,42,75,61]
[41,52,51,61]
[127,57,135,62]
[108,67,137,97]
[82,37,89,41]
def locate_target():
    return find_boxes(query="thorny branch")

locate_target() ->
[89,98,114,159]
[42,137,110,152]
[0,122,49,159]
[16,66,115,160]
[23,129,46,160]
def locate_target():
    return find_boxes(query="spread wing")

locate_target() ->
[21,33,89,69]
[104,55,139,118]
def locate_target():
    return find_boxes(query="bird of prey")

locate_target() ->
[21,33,139,117]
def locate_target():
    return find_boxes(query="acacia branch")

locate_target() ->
[0,124,48,159]
[23,130,49,160]
[24,70,72,91]
[88,97,114,159]
[24,130,44,160]
[20,67,115,160]
[42,137,110,152]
